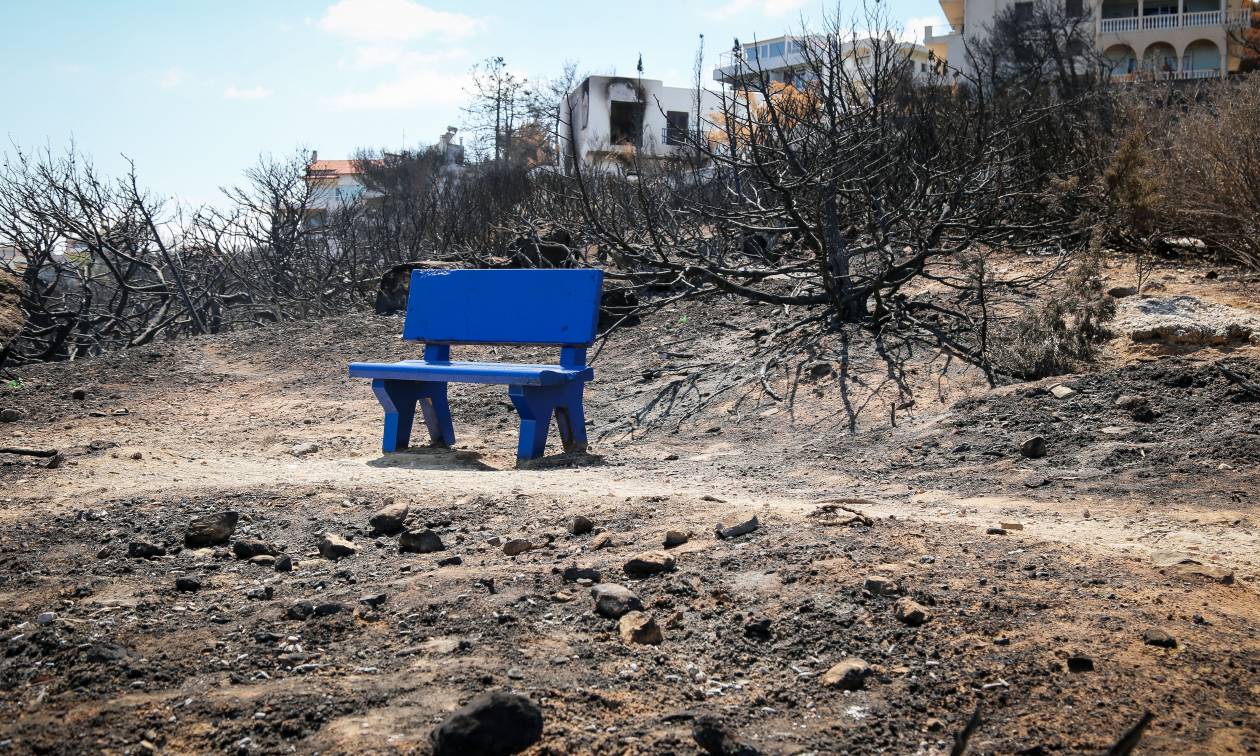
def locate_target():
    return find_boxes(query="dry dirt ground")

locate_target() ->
[0,256,1258,755]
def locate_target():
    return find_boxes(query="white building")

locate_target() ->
[560,75,721,171]
[924,0,1251,79]
[713,35,937,87]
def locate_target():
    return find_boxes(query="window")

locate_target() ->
[768,41,785,57]
[1065,0,1085,15]
[665,111,689,146]
[745,44,759,60]
[609,101,642,146]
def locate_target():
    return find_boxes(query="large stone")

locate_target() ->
[1143,628,1177,649]
[233,540,281,560]
[502,538,535,557]
[399,529,445,554]
[1049,384,1077,399]
[1019,436,1047,459]
[893,598,931,627]
[319,534,358,561]
[820,658,872,690]
[863,575,899,597]
[623,551,676,578]
[618,611,663,645]
[369,500,410,535]
[568,516,594,535]
[591,583,643,619]
[691,715,760,756]
[431,691,544,756]
[184,511,239,548]
[127,541,166,559]
[663,530,690,549]
[562,564,602,583]
[715,513,760,540]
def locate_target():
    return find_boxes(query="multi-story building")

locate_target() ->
[712,35,936,87]
[560,75,721,171]
[924,0,1252,79]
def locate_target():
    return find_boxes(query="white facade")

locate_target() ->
[713,35,936,87]
[561,76,721,171]
[924,0,1251,79]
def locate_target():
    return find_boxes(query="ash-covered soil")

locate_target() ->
[1,256,1258,754]
[2,490,1256,754]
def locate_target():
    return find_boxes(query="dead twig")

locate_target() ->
[1218,364,1260,399]
[949,704,983,756]
[1107,711,1154,756]
[0,447,62,469]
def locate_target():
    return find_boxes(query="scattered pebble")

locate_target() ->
[618,611,663,645]
[820,658,872,691]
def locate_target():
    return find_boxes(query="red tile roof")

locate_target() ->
[307,159,360,176]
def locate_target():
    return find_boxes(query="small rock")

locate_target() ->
[692,715,760,756]
[663,530,690,549]
[246,586,274,601]
[369,500,410,535]
[318,533,358,561]
[562,564,601,583]
[290,442,319,456]
[618,611,663,645]
[568,515,594,535]
[590,533,614,550]
[743,617,772,641]
[591,583,643,619]
[233,540,280,560]
[863,575,900,596]
[986,527,1008,536]
[314,602,348,617]
[249,555,276,567]
[1116,395,1156,422]
[1108,285,1138,299]
[71,387,89,400]
[430,691,544,756]
[715,513,759,539]
[1020,436,1047,459]
[1050,384,1076,399]
[286,601,315,620]
[36,611,56,625]
[1067,654,1094,672]
[623,551,676,578]
[999,522,1024,531]
[0,408,23,423]
[1143,628,1177,649]
[360,593,387,608]
[893,598,931,627]
[436,555,463,567]
[399,529,445,554]
[502,538,534,557]
[274,554,293,572]
[175,576,202,593]
[127,541,166,559]
[185,511,239,548]
[820,658,872,691]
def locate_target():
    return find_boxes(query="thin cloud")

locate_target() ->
[159,68,186,89]
[319,0,482,42]
[707,0,808,20]
[224,85,274,101]
[330,69,471,109]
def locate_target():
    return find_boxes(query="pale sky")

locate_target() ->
[2,0,943,208]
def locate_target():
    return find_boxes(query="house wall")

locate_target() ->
[563,76,721,170]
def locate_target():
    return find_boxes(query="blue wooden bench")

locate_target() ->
[349,269,604,462]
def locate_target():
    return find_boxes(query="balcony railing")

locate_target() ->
[1099,8,1250,33]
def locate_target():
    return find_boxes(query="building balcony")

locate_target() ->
[1098,7,1250,34]
[714,49,809,83]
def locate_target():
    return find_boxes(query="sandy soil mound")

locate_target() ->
[1116,295,1260,346]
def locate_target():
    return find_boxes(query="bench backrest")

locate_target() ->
[402,269,604,347]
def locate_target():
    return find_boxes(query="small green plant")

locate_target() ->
[4,379,20,390]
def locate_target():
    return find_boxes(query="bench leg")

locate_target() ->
[372,379,455,453]
[553,382,588,453]
[416,382,456,448]
[509,384,557,461]
[509,383,589,461]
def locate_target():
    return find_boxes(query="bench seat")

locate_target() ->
[349,360,594,386]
